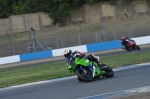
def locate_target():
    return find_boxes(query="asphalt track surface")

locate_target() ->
[0,64,150,99]
[0,45,150,99]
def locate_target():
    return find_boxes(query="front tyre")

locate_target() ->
[76,67,93,82]
[126,47,132,51]
[77,77,83,82]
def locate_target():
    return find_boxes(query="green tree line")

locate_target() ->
[0,0,119,24]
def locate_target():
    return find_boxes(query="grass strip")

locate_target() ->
[0,51,150,88]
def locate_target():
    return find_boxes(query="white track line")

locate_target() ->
[80,85,150,99]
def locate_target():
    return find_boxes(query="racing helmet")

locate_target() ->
[74,52,82,58]
[121,36,125,41]
[64,49,72,57]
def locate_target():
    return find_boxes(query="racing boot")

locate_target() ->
[98,62,108,71]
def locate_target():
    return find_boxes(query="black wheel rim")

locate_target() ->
[80,70,92,78]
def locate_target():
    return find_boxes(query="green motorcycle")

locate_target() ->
[68,56,114,82]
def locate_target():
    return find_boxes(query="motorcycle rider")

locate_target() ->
[63,49,101,70]
[121,36,134,49]
[64,49,85,70]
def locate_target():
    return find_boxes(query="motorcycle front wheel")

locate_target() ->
[76,67,93,82]
[126,47,132,51]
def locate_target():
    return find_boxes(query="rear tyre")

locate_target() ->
[136,46,140,50]
[76,67,93,82]
[101,65,114,78]
[104,68,114,78]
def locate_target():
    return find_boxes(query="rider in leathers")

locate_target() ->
[121,36,134,49]
[63,49,101,70]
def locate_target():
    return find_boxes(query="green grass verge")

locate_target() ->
[0,51,150,88]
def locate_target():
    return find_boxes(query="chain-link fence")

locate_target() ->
[0,17,150,57]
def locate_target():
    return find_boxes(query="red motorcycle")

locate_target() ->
[125,40,140,51]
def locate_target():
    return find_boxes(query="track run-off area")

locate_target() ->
[0,46,150,99]
[0,62,150,99]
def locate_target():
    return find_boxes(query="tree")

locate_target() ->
[28,0,118,24]
[0,0,118,24]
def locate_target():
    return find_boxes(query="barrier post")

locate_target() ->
[53,24,59,48]
[6,32,13,55]
[124,13,132,37]
[76,20,82,45]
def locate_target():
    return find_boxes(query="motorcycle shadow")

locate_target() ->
[78,75,115,83]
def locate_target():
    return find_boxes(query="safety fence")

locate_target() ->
[0,18,150,57]
[0,36,150,65]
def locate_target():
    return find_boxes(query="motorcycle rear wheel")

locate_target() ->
[101,65,114,78]
[136,46,140,50]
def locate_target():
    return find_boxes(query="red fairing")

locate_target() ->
[81,53,85,57]
[128,41,136,47]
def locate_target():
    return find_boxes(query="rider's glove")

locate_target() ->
[68,65,72,70]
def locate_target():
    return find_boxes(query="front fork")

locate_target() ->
[92,63,105,77]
